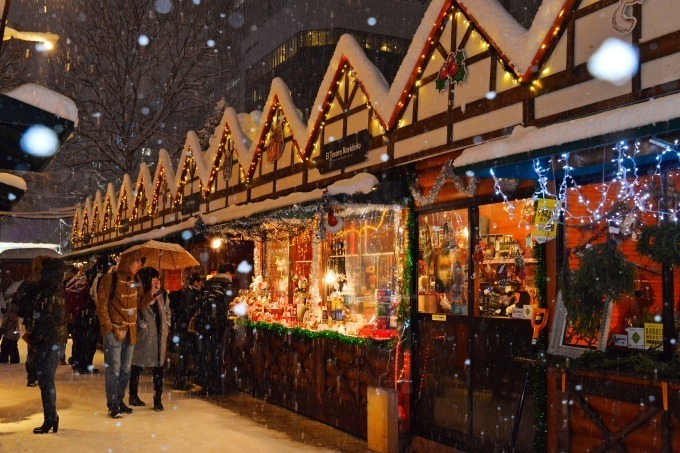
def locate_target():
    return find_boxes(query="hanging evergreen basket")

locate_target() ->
[562,238,636,337]
[636,224,680,267]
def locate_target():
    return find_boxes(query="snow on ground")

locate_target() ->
[0,340,366,452]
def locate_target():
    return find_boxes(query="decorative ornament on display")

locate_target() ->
[612,0,643,35]
[266,123,284,163]
[619,212,637,236]
[324,207,344,234]
[409,159,477,206]
[193,218,206,235]
[436,49,467,92]
[472,241,485,264]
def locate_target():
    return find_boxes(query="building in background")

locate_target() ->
[226,0,430,116]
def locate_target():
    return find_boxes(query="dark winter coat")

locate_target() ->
[132,292,171,368]
[169,285,200,334]
[26,288,68,347]
[192,275,235,336]
[0,303,20,341]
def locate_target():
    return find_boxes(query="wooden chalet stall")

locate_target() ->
[69,0,680,450]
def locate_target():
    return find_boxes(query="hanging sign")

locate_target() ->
[181,193,200,215]
[532,198,558,243]
[318,129,371,174]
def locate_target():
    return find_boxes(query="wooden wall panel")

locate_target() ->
[574,3,626,66]
[534,78,632,119]
[452,103,522,142]
[394,128,448,160]
[640,53,680,90]
[641,0,680,41]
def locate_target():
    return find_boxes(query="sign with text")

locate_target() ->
[181,194,200,215]
[532,198,558,243]
[318,130,371,174]
[644,322,663,349]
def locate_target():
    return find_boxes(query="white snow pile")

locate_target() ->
[454,92,680,167]
[326,173,379,196]
[4,83,79,126]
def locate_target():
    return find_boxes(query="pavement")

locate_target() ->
[0,339,370,452]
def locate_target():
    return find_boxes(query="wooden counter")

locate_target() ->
[222,320,396,438]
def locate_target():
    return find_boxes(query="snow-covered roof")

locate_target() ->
[4,83,78,126]
[201,173,380,226]
[0,173,27,191]
[63,217,198,259]
[457,0,571,79]
[0,247,60,261]
[453,92,680,168]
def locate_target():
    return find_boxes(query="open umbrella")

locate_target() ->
[121,240,200,270]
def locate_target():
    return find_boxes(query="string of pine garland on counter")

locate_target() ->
[234,319,396,349]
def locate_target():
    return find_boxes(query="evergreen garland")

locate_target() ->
[636,223,680,267]
[399,196,416,349]
[235,319,395,349]
[563,238,636,337]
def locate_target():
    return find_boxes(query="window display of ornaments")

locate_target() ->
[324,207,344,234]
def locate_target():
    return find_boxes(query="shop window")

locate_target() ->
[474,199,537,319]
[417,208,469,315]
[556,175,666,353]
[324,208,399,328]
[264,237,290,307]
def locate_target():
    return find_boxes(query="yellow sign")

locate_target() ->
[533,198,558,243]
[644,323,663,349]
[432,314,447,321]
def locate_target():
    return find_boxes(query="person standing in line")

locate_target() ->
[25,257,68,434]
[0,302,20,363]
[192,263,236,395]
[128,266,170,411]
[169,272,202,390]
[64,265,89,370]
[96,252,155,418]
[13,259,46,387]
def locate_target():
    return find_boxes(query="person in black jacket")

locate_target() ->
[13,260,45,387]
[191,264,236,395]
[25,257,68,434]
[169,272,203,390]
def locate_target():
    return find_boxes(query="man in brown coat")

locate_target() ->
[96,251,157,418]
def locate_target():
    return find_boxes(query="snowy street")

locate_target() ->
[0,340,368,452]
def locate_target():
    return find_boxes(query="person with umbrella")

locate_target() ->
[128,266,170,411]
[118,240,199,406]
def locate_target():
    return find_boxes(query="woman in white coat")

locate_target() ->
[128,267,170,411]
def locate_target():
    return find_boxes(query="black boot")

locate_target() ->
[152,366,164,411]
[129,365,145,406]
[33,414,59,434]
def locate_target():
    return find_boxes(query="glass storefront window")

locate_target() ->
[324,208,399,327]
[417,208,469,315]
[474,199,537,319]
[562,176,664,349]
